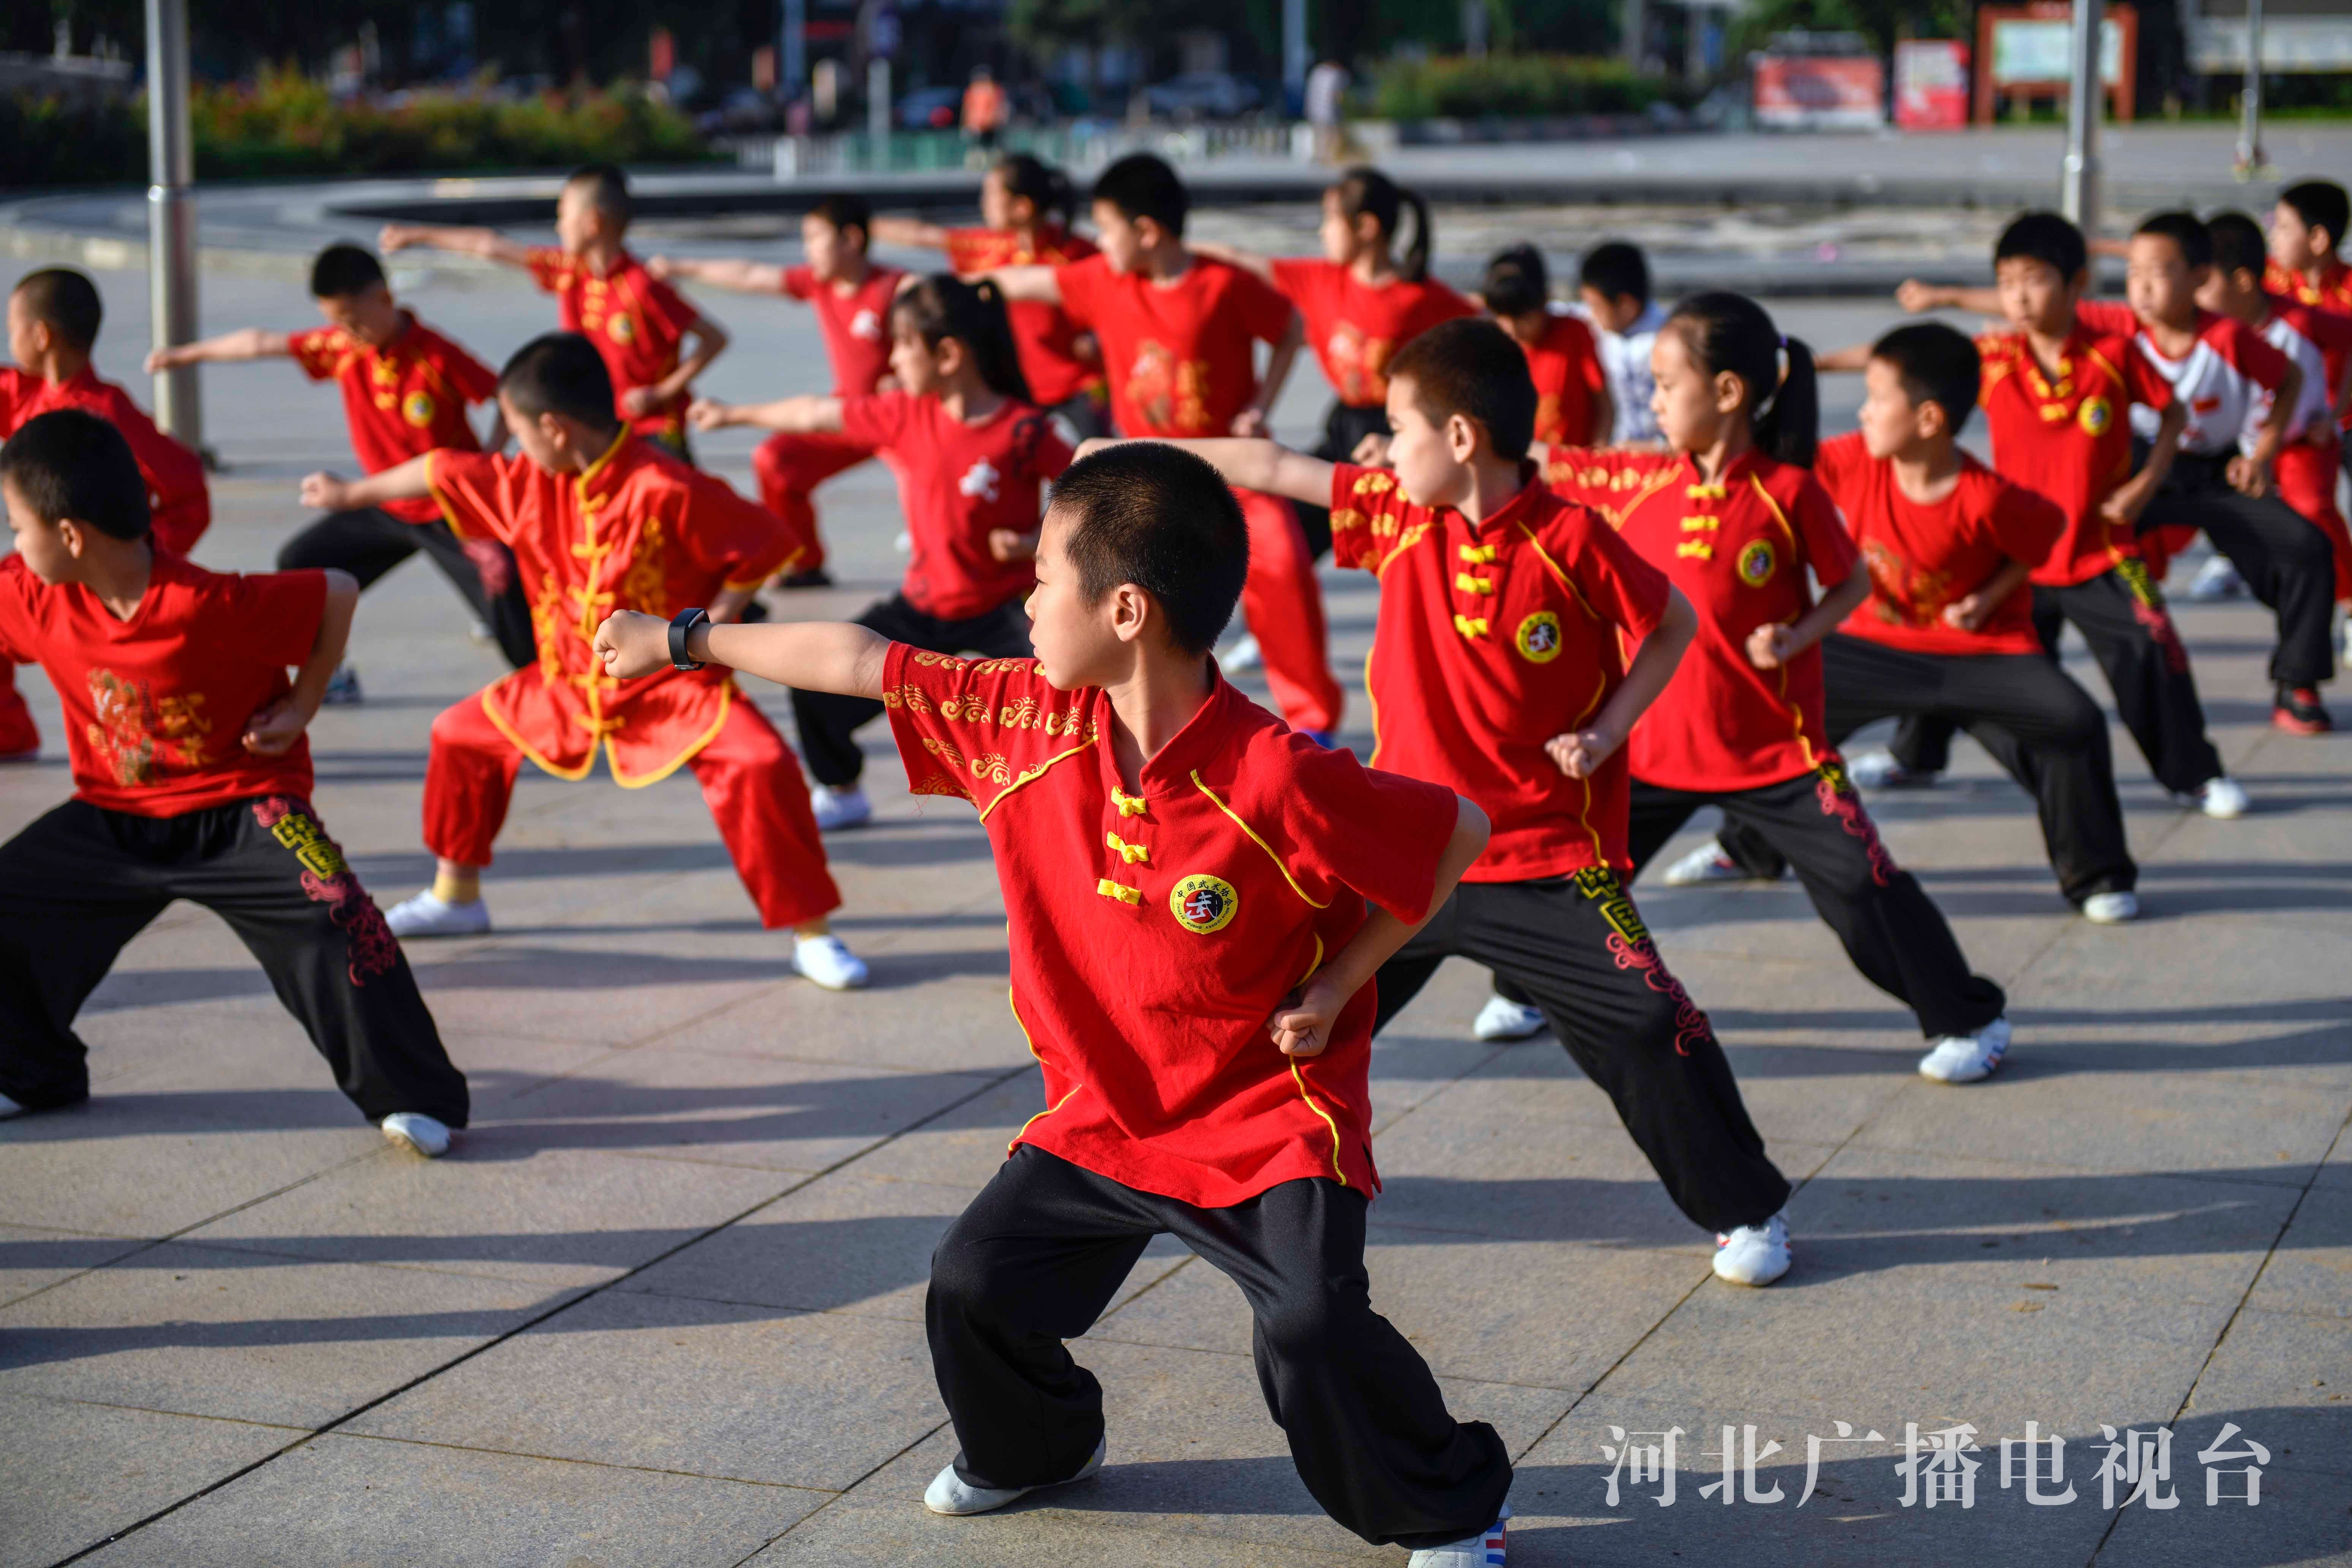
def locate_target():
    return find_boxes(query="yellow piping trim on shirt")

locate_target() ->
[478,691,598,781]
[1511,521,1601,624]
[1190,770,1329,909]
[1284,931,1348,1187]
[975,737,1097,825]
[1743,475,1823,771]
[1006,986,1080,1152]
[610,682,735,789]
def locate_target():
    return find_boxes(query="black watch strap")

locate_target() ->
[669,607,711,672]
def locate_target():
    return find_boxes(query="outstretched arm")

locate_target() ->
[243,570,359,756]
[1182,239,1278,286]
[145,328,295,371]
[299,452,435,512]
[378,223,534,269]
[869,216,956,252]
[1548,585,1697,778]
[977,264,1061,303]
[689,394,846,434]
[647,254,791,294]
[1074,435,1334,508]
[1813,342,1874,373]
[594,612,888,699]
[1895,279,2002,317]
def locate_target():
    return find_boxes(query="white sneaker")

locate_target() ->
[2082,890,2140,925]
[1712,1211,1792,1286]
[2186,555,2246,601]
[1847,747,1935,790]
[2339,615,2352,672]
[809,782,872,832]
[1471,994,1548,1042]
[384,890,491,939]
[793,933,870,990]
[468,617,496,645]
[1917,1016,2011,1084]
[1223,633,1263,672]
[924,1436,1105,1516]
[0,1090,24,1121]
[1407,1504,1510,1566]
[2181,776,2249,819]
[893,530,912,554]
[321,664,364,706]
[1661,838,1769,887]
[380,1112,451,1157]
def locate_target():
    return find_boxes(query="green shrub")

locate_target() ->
[1372,54,1664,121]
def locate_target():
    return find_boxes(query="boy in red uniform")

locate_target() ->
[0,410,468,1156]
[1133,318,1812,1288]
[1482,243,1614,449]
[145,243,535,685]
[691,275,1071,830]
[1,269,212,758]
[296,334,869,991]
[653,194,906,585]
[590,443,1516,1565]
[382,163,727,461]
[984,153,1347,742]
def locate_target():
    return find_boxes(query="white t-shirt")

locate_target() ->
[2115,311,2291,457]
[2250,310,2330,449]
[1571,298,1668,444]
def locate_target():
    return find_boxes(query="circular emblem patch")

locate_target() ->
[606,313,636,345]
[1514,611,1563,664]
[2077,396,2112,437]
[401,389,437,428]
[1737,539,1777,587]
[1169,874,1239,934]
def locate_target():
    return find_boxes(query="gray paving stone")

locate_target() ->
[0,1224,147,1309]
[0,1110,387,1237]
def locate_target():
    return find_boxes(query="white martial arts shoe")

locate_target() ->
[793,933,870,991]
[1918,1016,2012,1084]
[809,782,872,832]
[1846,746,1936,790]
[1712,1212,1792,1286]
[1222,633,1264,672]
[1407,1504,1510,1566]
[2082,891,2140,925]
[0,1091,24,1120]
[2186,555,2246,601]
[384,891,491,939]
[1470,994,1548,1043]
[1660,839,1774,887]
[924,1436,1105,1516]
[2179,776,2249,819]
[380,1112,452,1158]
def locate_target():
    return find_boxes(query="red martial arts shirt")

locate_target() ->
[943,228,1101,407]
[1547,447,1858,792]
[1268,260,1475,408]
[2075,300,2293,459]
[1973,323,2173,587]
[1519,313,1610,448]
[1815,432,2066,658]
[1053,254,1296,437]
[1329,463,1671,879]
[836,392,1073,621]
[882,645,1459,1205]
[524,247,700,439]
[2266,257,2352,435]
[782,264,906,398]
[0,368,210,555]
[0,553,324,816]
[425,435,799,783]
[288,314,499,524]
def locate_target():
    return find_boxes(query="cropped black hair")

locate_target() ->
[1048,443,1246,655]
[2206,210,2268,281]
[309,243,388,299]
[1481,243,1549,319]
[1994,210,2088,281]
[1332,166,1434,284]
[1386,316,1538,462]
[0,408,152,540]
[2279,179,2350,251]
[808,192,873,245]
[497,333,620,431]
[1578,240,1650,307]
[1869,322,1981,436]
[10,268,103,353]
[566,162,632,225]
[994,153,1075,227]
[1091,153,1189,239]
[1666,291,1819,468]
[893,274,1032,403]
[2135,211,2213,272]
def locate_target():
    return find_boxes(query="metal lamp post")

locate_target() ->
[144,0,201,449]
[2060,0,2103,234]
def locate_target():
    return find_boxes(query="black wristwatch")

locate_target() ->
[669,607,711,671]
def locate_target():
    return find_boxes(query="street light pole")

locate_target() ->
[2236,0,2266,178]
[781,0,805,106]
[1283,0,1307,106]
[2060,0,2103,235]
[144,0,201,449]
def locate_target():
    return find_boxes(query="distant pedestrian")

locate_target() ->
[963,65,1007,155]
[1305,59,1348,164]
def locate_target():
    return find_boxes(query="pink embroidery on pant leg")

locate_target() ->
[2116,559,2192,674]
[1814,759,1896,888]
[252,797,399,985]
[1574,866,1713,1056]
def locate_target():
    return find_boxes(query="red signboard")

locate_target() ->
[1753,54,1887,130]
[1895,40,1971,130]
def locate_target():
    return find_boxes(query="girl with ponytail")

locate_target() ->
[1186,166,1474,558]
[1516,288,2015,1087]
[870,154,1110,438]
[688,273,1074,828]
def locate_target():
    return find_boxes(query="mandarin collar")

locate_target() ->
[1450,463,1546,537]
[1674,447,1758,493]
[572,429,635,507]
[1117,662,1243,797]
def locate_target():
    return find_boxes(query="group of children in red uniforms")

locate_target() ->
[4,150,2349,1565]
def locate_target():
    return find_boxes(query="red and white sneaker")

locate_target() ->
[2273,686,2334,736]
[1408,1504,1510,1566]
[1713,1212,1792,1286]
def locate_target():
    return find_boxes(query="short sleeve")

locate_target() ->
[1541,447,1668,518]
[1053,258,1105,329]
[1810,432,1868,517]
[0,558,37,665]
[2223,319,2292,390]
[943,230,998,273]
[639,273,698,338]
[679,471,798,587]
[836,392,915,454]
[234,569,331,669]
[286,328,343,381]
[441,338,501,406]
[781,266,818,302]
[1989,481,2067,567]
[1226,267,1299,346]
[1278,744,1461,924]
[882,643,1092,814]
[1268,258,1328,312]
[1787,473,1861,583]
[424,449,514,545]
[1560,507,1671,642]
[1016,409,1076,485]
[1326,462,1413,572]
[0,368,29,428]
[2074,300,2138,338]
[2117,343,2173,411]
[523,248,569,294]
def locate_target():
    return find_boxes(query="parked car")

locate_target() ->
[896,85,963,130]
[1142,71,1262,119]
